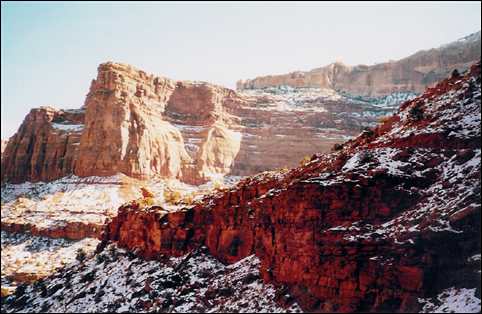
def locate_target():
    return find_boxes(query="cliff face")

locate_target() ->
[237,31,481,97]
[101,62,481,312]
[73,63,189,180]
[1,63,368,185]
[1,107,84,183]
[2,32,479,185]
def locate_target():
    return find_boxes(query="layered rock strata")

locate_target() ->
[1,107,84,183]
[1,64,364,185]
[101,62,481,312]
[237,31,481,97]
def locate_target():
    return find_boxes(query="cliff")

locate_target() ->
[1,107,84,183]
[99,62,481,312]
[237,31,481,97]
[2,32,480,186]
[1,63,369,185]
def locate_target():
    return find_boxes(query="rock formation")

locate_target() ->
[0,64,366,185]
[1,107,84,183]
[2,32,480,186]
[1,138,8,156]
[237,31,481,97]
[100,62,481,312]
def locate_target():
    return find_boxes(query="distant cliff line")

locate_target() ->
[237,31,481,97]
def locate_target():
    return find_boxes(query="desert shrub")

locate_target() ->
[81,270,96,283]
[212,179,225,191]
[139,197,155,207]
[96,253,108,264]
[451,68,460,79]
[378,115,392,124]
[181,193,195,205]
[76,248,86,263]
[1,287,12,298]
[140,187,155,198]
[277,167,290,173]
[34,280,47,295]
[164,189,182,205]
[359,151,373,164]
[361,127,375,138]
[300,155,311,167]
[409,103,424,121]
[107,245,118,261]
[15,284,27,297]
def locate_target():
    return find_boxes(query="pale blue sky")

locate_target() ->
[1,1,481,138]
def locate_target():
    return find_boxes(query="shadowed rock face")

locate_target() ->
[237,31,481,97]
[101,62,481,312]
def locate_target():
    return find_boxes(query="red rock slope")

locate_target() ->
[101,62,481,312]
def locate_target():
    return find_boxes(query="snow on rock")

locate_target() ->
[1,231,98,291]
[1,174,244,239]
[50,123,84,132]
[418,287,481,313]
[1,245,301,313]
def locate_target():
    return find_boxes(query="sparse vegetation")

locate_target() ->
[139,197,155,207]
[409,102,424,121]
[96,253,108,264]
[76,248,87,263]
[361,127,375,138]
[163,189,182,205]
[276,167,290,173]
[212,179,225,192]
[181,192,195,206]
[140,187,155,198]
[359,151,373,164]
[378,115,392,124]
[300,155,312,167]
[451,68,460,78]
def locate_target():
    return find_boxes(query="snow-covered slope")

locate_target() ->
[2,245,302,313]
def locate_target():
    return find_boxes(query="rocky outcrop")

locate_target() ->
[1,139,8,156]
[1,220,103,240]
[1,63,364,185]
[1,107,84,183]
[237,31,481,97]
[2,32,480,185]
[101,62,481,312]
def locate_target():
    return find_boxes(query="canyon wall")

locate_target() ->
[101,63,482,312]
[2,32,480,185]
[237,31,481,97]
[1,63,364,184]
[1,107,84,183]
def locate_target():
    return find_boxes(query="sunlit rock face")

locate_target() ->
[237,31,481,97]
[101,62,481,312]
[1,63,376,185]
[0,106,84,183]
[2,32,479,185]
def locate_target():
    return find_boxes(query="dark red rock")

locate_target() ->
[100,61,482,312]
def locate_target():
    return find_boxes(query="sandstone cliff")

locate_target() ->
[1,139,9,161]
[237,31,481,97]
[1,107,84,183]
[99,62,481,312]
[1,63,365,185]
[2,32,480,186]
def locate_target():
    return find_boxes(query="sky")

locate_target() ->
[1,1,481,138]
